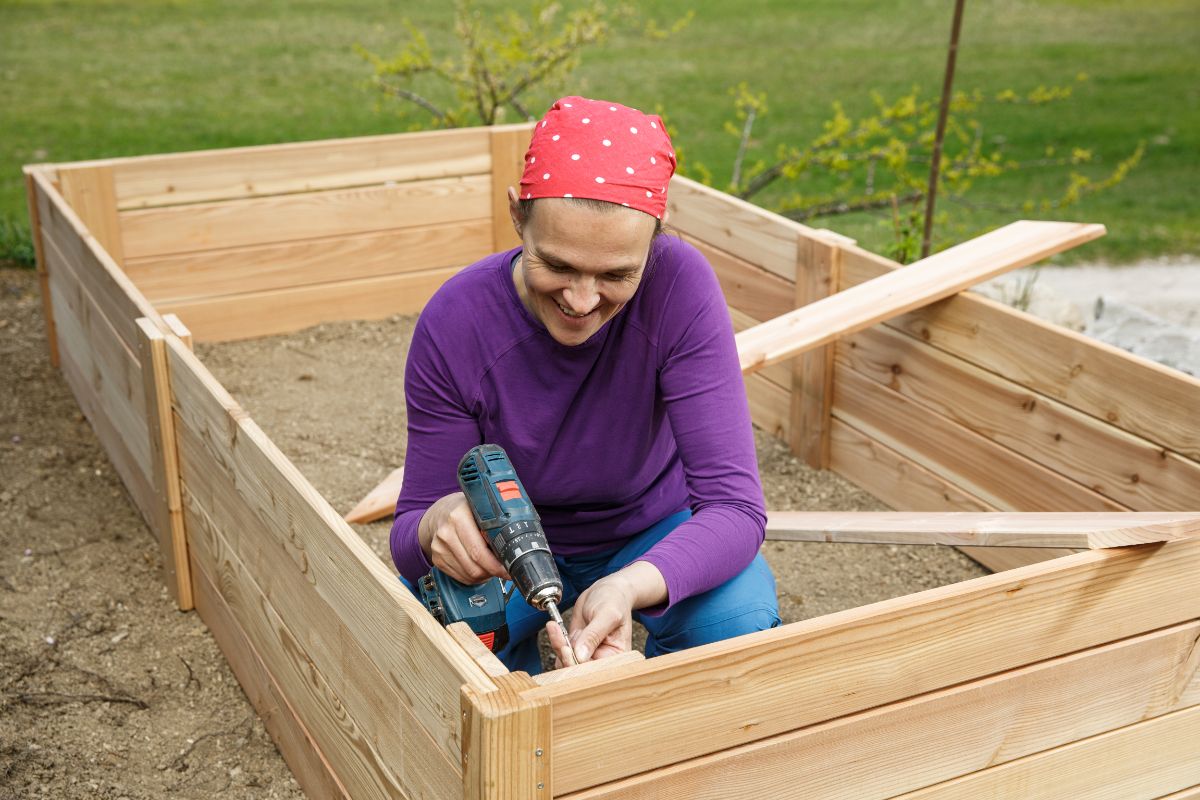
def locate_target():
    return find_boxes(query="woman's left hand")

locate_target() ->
[547,561,668,667]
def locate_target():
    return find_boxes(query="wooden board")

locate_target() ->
[728,307,790,391]
[32,169,162,352]
[840,323,1200,510]
[531,651,646,688]
[737,221,1105,374]
[462,673,551,800]
[119,174,491,259]
[447,622,509,680]
[107,126,492,209]
[744,370,790,441]
[135,318,192,610]
[59,164,124,262]
[840,245,1200,461]
[122,218,491,304]
[833,367,1125,512]
[190,555,350,800]
[184,480,459,799]
[344,467,406,525]
[528,537,1200,793]
[161,264,462,342]
[666,175,814,281]
[888,704,1200,799]
[683,234,795,323]
[791,235,841,467]
[165,336,497,760]
[490,125,528,252]
[24,167,60,367]
[561,620,1200,800]
[765,511,1200,548]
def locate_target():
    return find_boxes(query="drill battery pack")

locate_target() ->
[418,570,510,652]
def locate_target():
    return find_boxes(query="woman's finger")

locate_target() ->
[450,510,510,580]
[545,619,575,668]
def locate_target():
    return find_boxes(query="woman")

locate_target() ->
[392,96,780,674]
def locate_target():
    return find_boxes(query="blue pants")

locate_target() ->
[405,510,781,675]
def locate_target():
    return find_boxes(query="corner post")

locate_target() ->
[490,125,530,252]
[24,167,59,367]
[462,672,551,800]
[135,316,194,610]
[789,233,843,468]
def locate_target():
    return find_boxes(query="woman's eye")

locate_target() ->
[545,263,572,274]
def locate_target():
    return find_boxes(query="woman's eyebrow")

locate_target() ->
[537,247,641,273]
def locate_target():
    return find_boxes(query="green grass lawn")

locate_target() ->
[2,0,1196,264]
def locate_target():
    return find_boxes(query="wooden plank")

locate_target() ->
[531,651,645,688]
[744,370,790,440]
[728,307,790,391]
[765,511,1200,548]
[791,235,841,467]
[345,466,405,525]
[827,419,1067,572]
[24,167,59,367]
[59,165,125,262]
[889,705,1200,799]
[833,366,1125,512]
[161,314,192,349]
[683,234,795,323]
[122,218,492,304]
[737,221,1106,374]
[32,169,162,352]
[184,482,460,800]
[447,622,510,680]
[666,175,819,281]
[185,495,446,799]
[190,555,350,800]
[562,620,1200,800]
[165,336,497,758]
[490,125,528,251]
[1159,787,1200,800]
[841,323,1200,511]
[841,245,1200,461]
[119,174,491,259]
[161,264,462,342]
[108,126,493,208]
[462,673,551,800]
[527,536,1200,793]
[135,318,193,610]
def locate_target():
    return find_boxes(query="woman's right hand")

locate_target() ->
[417,492,511,584]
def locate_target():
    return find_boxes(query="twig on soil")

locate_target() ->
[9,690,149,709]
[171,715,254,772]
[179,655,201,691]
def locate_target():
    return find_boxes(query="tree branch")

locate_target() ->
[379,84,447,120]
[780,190,924,221]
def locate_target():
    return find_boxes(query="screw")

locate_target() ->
[535,748,543,757]
[538,782,545,790]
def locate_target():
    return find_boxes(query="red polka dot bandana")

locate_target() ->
[519,96,677,219]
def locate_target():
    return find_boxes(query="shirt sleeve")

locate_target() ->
[633,245,768,612]
[389,312,482,583]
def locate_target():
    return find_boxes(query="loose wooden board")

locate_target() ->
[344,467,406,525]
[765,511,1200,549]
[737,220,1105,374]
[561,620,1200,800]
[527,537,1200,793]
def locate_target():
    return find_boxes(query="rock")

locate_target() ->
[1087,296,1200,376]
[976,273,1087,331]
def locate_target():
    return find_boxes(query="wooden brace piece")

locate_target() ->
[765,511,1200,549]
[462,672,552,800]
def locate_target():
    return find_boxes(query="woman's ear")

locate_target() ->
[507,186,524,238]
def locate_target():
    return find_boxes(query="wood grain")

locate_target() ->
[462,673,551,800]
[344,466,405,525]
[737,221,1105,374]
[59,165,125,262]
[530,651,645,688]
[562,620,1200,800]
[161,264,462,342]
[791,235,841,467]
[24,167,59,367]
[122,218,491,304]
[840,244,1200,461]
[119,174,491,259]
[888,704,1200,799]
[765,511,1200,549]
[833,367,1125,512]
[744,370,790,441]
[190,556,350,800]
[683,234,795,323]
[107,126,492,209]
[528,537,1200,793]
[728,307,791,391]
[840,323,1200,510]
[447,622,510,680]
[490,125,529,252]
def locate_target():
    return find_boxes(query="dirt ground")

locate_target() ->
[1,264,987,797]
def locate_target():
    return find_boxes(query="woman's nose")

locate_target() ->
[562,276,600,314]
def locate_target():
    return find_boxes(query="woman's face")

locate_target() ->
[509,191,659,347]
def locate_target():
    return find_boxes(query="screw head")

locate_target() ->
[535,748,543,757]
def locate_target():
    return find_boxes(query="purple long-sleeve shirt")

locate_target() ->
[390,234,766,611]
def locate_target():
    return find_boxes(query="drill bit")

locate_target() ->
[544,599,578,666]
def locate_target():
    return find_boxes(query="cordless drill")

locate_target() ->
[418,444,574,661]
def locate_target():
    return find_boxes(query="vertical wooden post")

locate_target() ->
[162,313,193,350]
[135,317,194,610]
[59,165,125,263]
[23,167,59,367]
[789,234,843,468]
[490,125,529,252]
[462,672,551,800]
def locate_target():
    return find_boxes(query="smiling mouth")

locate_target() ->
[555,300,594,319]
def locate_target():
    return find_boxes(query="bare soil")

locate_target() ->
[2,264,986,796]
